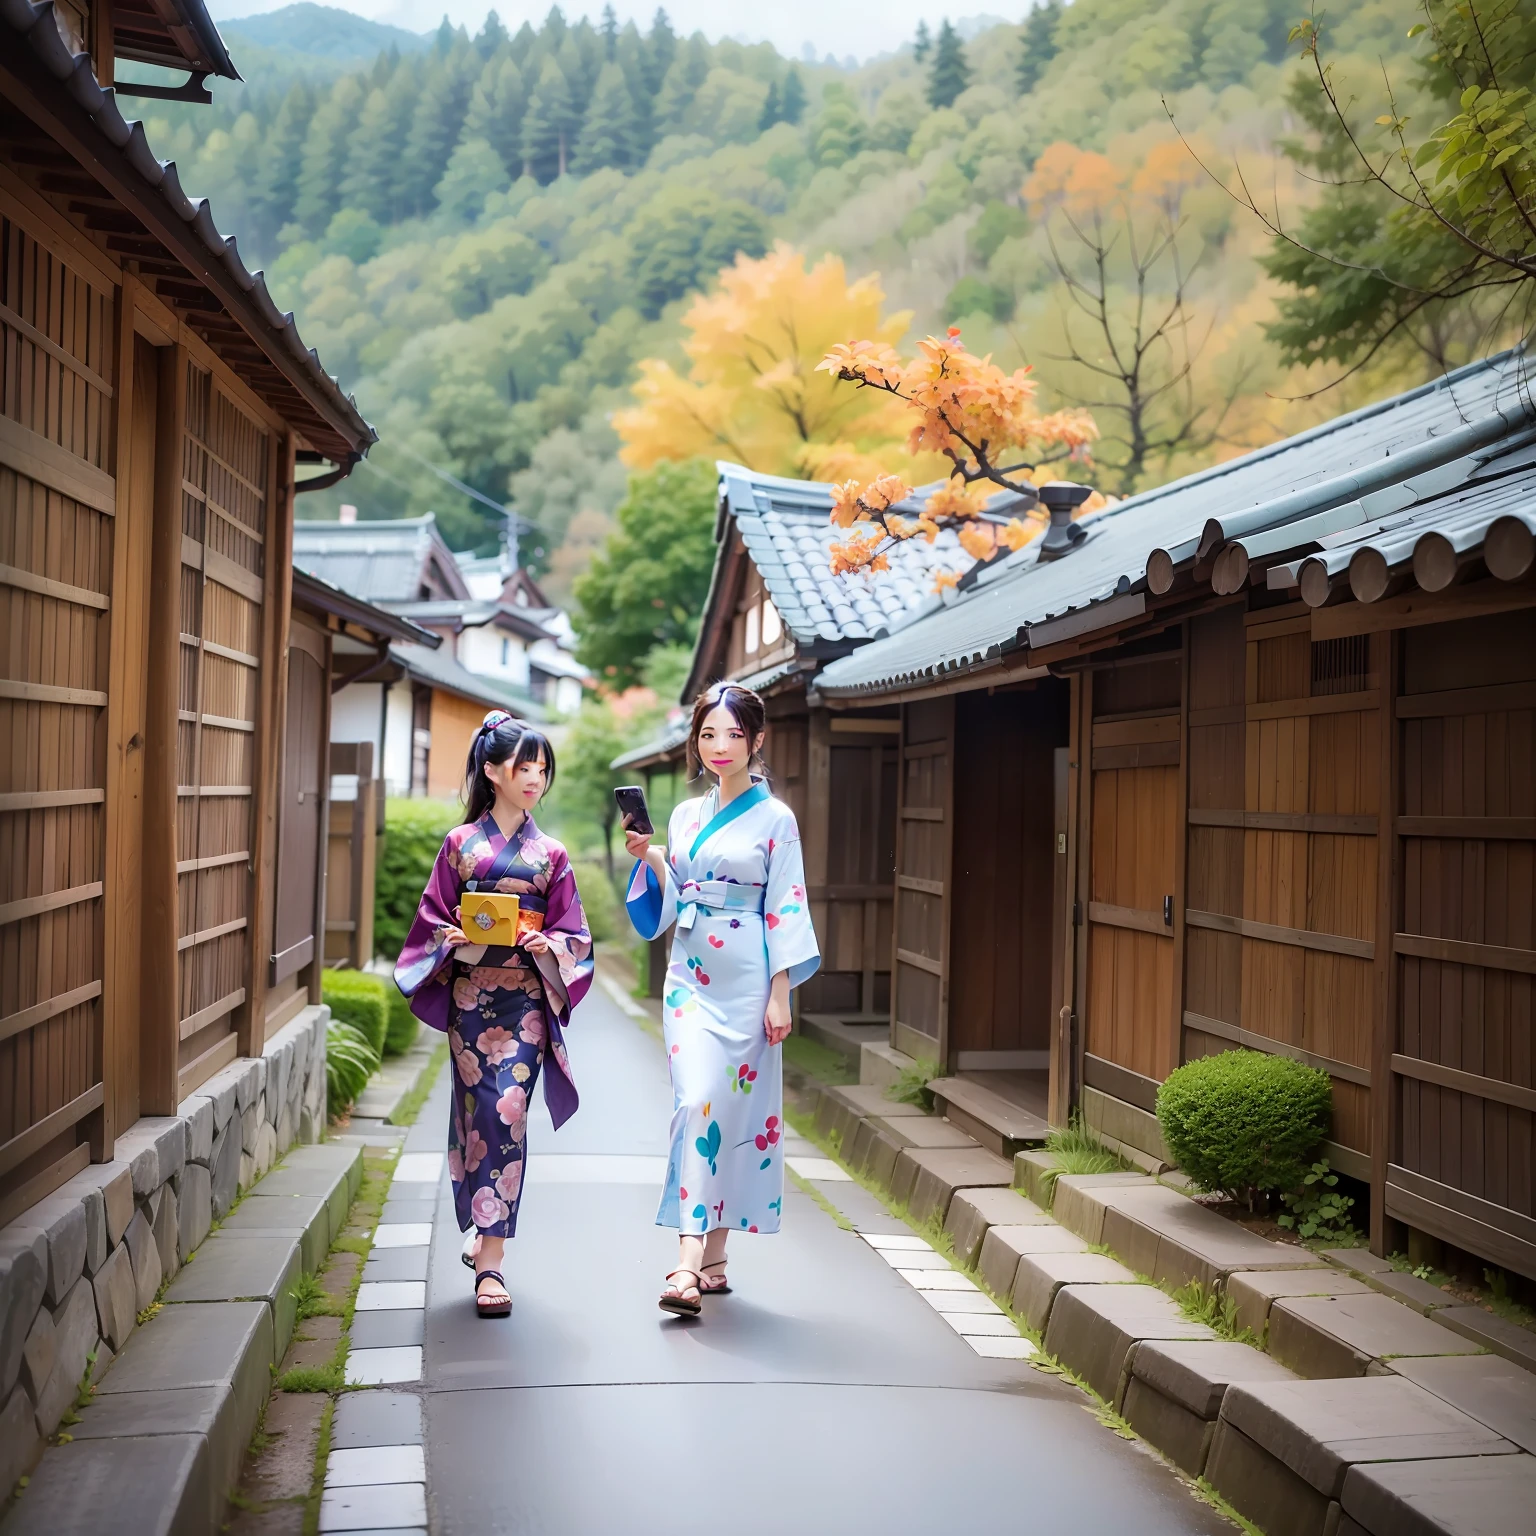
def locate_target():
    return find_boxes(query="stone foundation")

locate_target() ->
[0,1006,329,1494]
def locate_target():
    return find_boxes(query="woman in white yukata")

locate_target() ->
[624,683,820,1316]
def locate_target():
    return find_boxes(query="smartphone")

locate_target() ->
[614,784,653,836]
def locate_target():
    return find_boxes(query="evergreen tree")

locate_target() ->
[759,78,780,131]
[250,78,313,246]
[573,59,636,172]
[542,4,567,51]
[655,34,710,135]
[342,86,410,224]
[466,55,528,180]
[927,19,968,109]
[476,10,508,58]
[521,54,578,182]
[402,43,477,214]
[293,74,364,237]
[601,4,617,58]
[617,25,657,160]
[812,82,865,167]
[510,19,537,63]
[914,20,931,62]
[558,30,597,119]
[1015,1,1061,96]
[644,8,676,94]
[779,64,806,125]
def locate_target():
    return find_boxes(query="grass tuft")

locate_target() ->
[886,1056,940,1113]
[1037,1114,1128,1204]
[1172,1277,1262,1346]
[389,1038,449,1127]
[277,1361,344,1394]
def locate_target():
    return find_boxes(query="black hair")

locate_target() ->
[686,682,768,782]
[463,711,556,823]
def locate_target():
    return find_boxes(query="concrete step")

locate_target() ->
[1386,1355,1536,1455]
[798,1013,886,1074]
[929,1076,1050,1158]
[1268,1292,1486,1379]
[216,1190,333,1274]
[163,1232,303,1360]
[976,1222,1088,1303]
[890,1145,1013,1227]
[1226,1267,1372,1341]
[1042,1281,1217,1405]
[1339,1451,1536,1536]
[943,1187,1050,1268]
[0,1433,209,1536]
[1015,1250,1139,1333]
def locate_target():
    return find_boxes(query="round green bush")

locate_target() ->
[1155,1050,1332,1205]
[326,1020,380,1118]
[321,969,389,1057]
[384,984,419,1056]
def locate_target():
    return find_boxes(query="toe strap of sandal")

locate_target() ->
[476,1269,508,1292]
[664,1268,701,1292]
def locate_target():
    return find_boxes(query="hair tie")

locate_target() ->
[479,709,512,735]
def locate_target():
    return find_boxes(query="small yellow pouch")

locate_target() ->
[461,892,520,946]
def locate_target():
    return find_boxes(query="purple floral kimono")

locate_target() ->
[394,812,593,1237]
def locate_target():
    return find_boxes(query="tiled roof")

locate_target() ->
[611,715,689,773]
[293,516,469,604]
[290,568,439,647]
[816,350,1536,698]
[385,597,556,642]
[389,642,547,722]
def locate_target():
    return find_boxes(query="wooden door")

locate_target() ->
[949,685,1066,1066]
[272,628,325,983]
[1082,655,1182,1088]
[890,697,953,1063]
[325,741,377,970]
[1388,607,1536,1279]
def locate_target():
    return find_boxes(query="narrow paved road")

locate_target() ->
[415,978,1232,1535]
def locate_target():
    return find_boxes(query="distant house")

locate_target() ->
[293,511,586,800]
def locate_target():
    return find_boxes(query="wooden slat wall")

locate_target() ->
[174,361,268,1094]
[890,697,953,1061]
[0,214,114,1212]
[1084,657,1181,1082]
[427,688,483,800]
[1391,609,1536,1272]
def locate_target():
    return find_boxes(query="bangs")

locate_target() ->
[511,729,556,787]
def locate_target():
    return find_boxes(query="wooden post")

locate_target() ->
[138,343,185,1116]
[1168,622,1191,1080]
[888,704,907,1052]
[1071,670,1093,1116]
[1370,628,1403,1255]
[804,707,831,1027]
[247,431,296,1050]
[352,741,377,968]
[310,629,334,1002]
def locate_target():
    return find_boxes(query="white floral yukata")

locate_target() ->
[626,780,820,1235]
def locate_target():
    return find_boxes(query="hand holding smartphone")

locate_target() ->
[613,784,653,836]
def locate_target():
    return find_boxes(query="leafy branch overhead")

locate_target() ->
[815,331,1099,578]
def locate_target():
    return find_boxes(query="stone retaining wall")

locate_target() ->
[0,1006,329,1493]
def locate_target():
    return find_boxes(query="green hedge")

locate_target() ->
[385,984,419,1056]
[374,798,460,961]
[1156,1049,1331,1207]
[321,969,388,1058]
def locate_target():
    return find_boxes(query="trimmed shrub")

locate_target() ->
[384,983,419,1057]
[322,969,389,1057]
[1156,1049,1331,1206]
[375,798,460,962]
[326,1019,380,1119]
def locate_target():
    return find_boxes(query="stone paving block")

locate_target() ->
[1227,1268,1370,1340]
[220,1193,331,1274]
[0,1432,210,1536]
[1340,1451,1536,1536]
[1050,1172,1154,1243]
[124,1207,163,1313]
[943,1187,1050,1268]
[254,1163,352,1238]
[1131,1338,1300,1420]
[164,1233,302,1359]
[13,1195,87,1307]
[1218,1375,1518,1499]
[1043,1282,1216,1406]
[848,1120,904,1189]
[283,1141,365,1199]
[836,1084,925,1119]
[379,1198,439,1226]
[1268,1292,1485,1379]
[319,1479,427,1531]
[1121,1376,1216,1477]
[362,1246,430,1282]
[33,1276,98,1433]
[1431,1304,1536,1373]
[898,1147,1013,1228]
[349,1309,426,1349]
[178,1162,212,1261]
[1319,1246,1394,1275]
[93,1240,137,1352]
[1357,1267,1456,1315]
[976,1223,1088,1302]
[330,1389,423,1448]
[1387,1353,1536,1453]
[1012,1250,1139,1334]
[0,1230,46,1399]
[326,1443,426,1487]
[1205,1419,1335,1536]
[876,1115,978,1150]
[1012,1149,1057,1208]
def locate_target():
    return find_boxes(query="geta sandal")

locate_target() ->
[659,1268,703,1317]
[475,1268,511,1318]
[700,1260,731,1296]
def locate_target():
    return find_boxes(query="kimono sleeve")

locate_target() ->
[392,833,464,1034]
[624,803,683,941]
[533,841,594,1020]
[764,819,820,990]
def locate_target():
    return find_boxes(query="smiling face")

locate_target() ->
[696,704,761,782]
[486,749,547,811]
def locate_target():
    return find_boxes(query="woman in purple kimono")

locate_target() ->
[394,711,593,1317]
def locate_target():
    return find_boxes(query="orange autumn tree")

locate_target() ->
[815,330,1099,578]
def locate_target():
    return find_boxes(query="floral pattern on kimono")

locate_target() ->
[625,780,819,1235]
[395,812,592,1236]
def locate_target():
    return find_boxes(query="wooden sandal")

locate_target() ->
[461,1231,480,1269]
[700,1260,731,1296]
[475,1268,512,1318]
[659,1268,703,1317]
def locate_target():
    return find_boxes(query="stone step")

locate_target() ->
[1386,1355,1536,1455]
[1339,1451,1536,1536]
[1268,1292,1486,1379]
[163,1232,304,1361]
[812,1083,922,1151]
[797,1013,886,1074]
[928,1076,1050,1158]
[0,1433,209,1536]
[943,1187,1050,1268]
[217,1191,333,1274]
[857,1040,912,1093]
[976,1222,1088,1303]
[891,1146,1013,1227]
[1226,1267,1372,1340]
[1014,1250,1139,1334]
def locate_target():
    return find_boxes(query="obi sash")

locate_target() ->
[676,879,766,932]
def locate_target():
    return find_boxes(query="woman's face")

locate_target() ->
[487,750,546,811]
[697,704,760,780]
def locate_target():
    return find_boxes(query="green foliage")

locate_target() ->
[573,458,718,684]
[374,798,460,962]
[1277,1160,1360,1244]
[782,1032,857,1087]
[321,970,389,1056]
[1157,1051,1332,1206]
[1039,1113,1127,1203]
[384,985,419,1057]
[1173,1278,1260,1345]
[946,274,1013,322]
[325,1020,380,1117]
[887,1056,941,1113]
[628,187,769,317]
[928,20,970,110]
[1017,1,1064,96]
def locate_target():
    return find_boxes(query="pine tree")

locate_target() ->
[780,64,807,125]
[759,78,780,132]
[250,78,313,246]
[914,20,931,62]
[573,59,636,172]
[558,30,597,119]
[1015,1,1062,96]
[293,74,364,237]
[656,34,709,135]
[617,25,656,161]
[510,19,537,63]
[401,43,477,214]
[476,10,508,58]
[341,85,410,224]
[521,54,578,182]
[928,19,968,109]
[644,8,676,93]
[466,55,528,180]
[601,4,618,58]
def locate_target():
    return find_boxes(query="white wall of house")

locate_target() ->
[328,681,385,802]
[383,682,415,797]
[458,622,531,687]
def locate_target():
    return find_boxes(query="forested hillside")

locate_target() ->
[140,2,1443,597]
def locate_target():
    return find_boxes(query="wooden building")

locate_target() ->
[815,351,1536,1280]
[0,2,373,1220]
